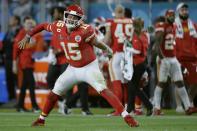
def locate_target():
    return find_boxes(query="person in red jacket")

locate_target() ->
[13,16,43,112]
[126,17,153,116]
[18,5,139,127]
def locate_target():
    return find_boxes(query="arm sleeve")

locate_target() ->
[84,25,96,43]
[28,22,53,37]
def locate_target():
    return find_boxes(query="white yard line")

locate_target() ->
[0,112,196,119]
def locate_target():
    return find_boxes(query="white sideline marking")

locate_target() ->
[0,112,197,119]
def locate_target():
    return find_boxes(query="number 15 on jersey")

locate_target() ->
[60,42,82,61]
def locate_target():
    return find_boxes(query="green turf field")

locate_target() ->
[0,108,196,131]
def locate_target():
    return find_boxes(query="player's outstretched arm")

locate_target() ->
[18,23,51,49]
[89,36,113,58]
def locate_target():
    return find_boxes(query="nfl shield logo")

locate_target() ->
[75,35,81,42]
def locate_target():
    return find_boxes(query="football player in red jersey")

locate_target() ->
[175,3,197,111]
[104,5,134,115]
[152,9,194,115]
[18,5,139,127]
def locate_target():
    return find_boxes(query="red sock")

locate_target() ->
[135,96,142,110]
[42,91,60,116]
[101,89,124,114]
[112,80,123,103]
[122,83,128,106]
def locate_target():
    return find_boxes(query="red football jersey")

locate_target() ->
[50,35,67,65]
[29,21,96,67]
[175,21,197,62]
[155,22,176,57]
[107,18,134,52]
[132,32,149,65]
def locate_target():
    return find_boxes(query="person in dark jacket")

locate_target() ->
[2,15,21,106]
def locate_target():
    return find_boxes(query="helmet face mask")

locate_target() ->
[64,5,84,29]
[64,13,82,29]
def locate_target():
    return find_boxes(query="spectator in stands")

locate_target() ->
[2,15,21,107]
[13,16,44,112]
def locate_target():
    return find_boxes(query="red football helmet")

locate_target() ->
[64,5,85,29]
